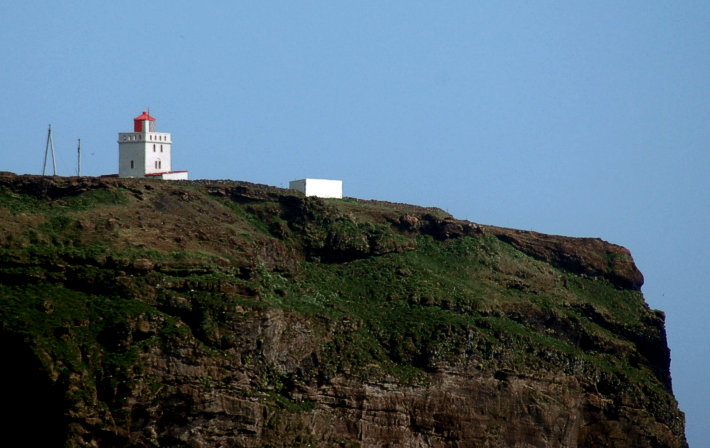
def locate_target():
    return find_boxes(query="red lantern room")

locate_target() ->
[133,111,156,132]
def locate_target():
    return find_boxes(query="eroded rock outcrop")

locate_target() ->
[0,174,686,447]
[485,227,644,290]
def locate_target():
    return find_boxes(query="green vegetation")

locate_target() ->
[0,176,681,441]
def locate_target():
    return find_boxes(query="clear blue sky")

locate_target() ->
[1,2,708,445]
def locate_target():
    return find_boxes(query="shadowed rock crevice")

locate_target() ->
[0,331,67,446]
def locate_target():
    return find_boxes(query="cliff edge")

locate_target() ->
[0,174,686,447]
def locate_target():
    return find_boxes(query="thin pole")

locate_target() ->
[50,127,57,175]
[42,125,50,176]
[77,139,81,176]
[43,124,57,176]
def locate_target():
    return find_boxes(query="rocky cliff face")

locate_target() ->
[0,174,686,447]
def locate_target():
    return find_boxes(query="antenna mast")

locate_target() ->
[77,138,81,176]
[42,124,57,176]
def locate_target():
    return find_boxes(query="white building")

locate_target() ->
[289,178,342,199]
[118,111,188,180]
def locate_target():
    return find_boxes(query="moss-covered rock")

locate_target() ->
[0,174,686,447]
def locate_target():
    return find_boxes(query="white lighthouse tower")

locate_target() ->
[118,111,188,180]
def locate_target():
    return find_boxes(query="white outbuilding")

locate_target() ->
[289,178,342,199]
[118,111,188,180]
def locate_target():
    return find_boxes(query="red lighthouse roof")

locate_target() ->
[134,111,156,121]
[134,111,156,132]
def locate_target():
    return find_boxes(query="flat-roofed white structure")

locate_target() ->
[289,178,342,199]
[146,171,189,180]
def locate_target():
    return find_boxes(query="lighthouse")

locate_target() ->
[117,111,188,180]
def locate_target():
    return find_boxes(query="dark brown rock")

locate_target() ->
[486,227,644,290]
[0,174,685,448]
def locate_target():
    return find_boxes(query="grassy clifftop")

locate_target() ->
[0,173,686,447]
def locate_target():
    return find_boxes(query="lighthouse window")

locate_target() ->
[130,160,134,169]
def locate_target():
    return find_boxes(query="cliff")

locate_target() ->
[0,173,686,447]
